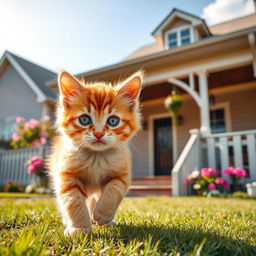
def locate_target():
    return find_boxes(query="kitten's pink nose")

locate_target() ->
[94,132,104,140]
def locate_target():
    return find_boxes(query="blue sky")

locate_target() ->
[0,0,254,74]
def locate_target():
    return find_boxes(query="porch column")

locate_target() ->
[197,70,211,135]
[248,33,256,77]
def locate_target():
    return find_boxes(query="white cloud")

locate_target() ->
[202,0,254,25]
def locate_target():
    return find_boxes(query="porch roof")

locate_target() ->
[49,26,256,89]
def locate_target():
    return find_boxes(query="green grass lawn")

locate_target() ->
[0,193,52,198]
[0,197,255,256]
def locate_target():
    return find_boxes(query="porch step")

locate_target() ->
[127,176,172,197]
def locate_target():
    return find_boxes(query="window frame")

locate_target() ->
[210,102,232,134]
[165,25,194,50]
[0,116,17,141]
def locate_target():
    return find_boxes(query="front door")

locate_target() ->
[153,117,173,176]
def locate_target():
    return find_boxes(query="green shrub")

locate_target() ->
[4,180,24,193]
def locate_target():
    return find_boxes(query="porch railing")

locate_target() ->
[172,129,201,196]
[0,146,51,186]
[172,129,256,195]
[203,130,256,182]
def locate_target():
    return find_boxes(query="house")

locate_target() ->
[0,51,56,144]
[1,9,256,196]
[49,9,256,196]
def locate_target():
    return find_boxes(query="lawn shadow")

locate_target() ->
[93,222,256,255]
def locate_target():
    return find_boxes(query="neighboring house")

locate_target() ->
[49,9,256,195]
[0,51,57,143]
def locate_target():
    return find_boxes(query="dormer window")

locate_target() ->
[152,9,211,51]
[165,26,193,49]
[180,28,190,45]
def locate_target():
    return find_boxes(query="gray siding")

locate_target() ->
[0,64,43,120]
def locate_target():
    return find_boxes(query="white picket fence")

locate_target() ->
[0,146,51,186]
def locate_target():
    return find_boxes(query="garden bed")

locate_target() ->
[0,197,255,255]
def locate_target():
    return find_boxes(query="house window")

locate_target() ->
[210,108,226,133]
[167,32,178,48]
[0,117,16,141]
[180,28,190,45]
[166,27,192,49]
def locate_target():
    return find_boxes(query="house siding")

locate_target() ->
[215,86,256,131]
[131,130,149,177]
[131,99,200,177]
[131,85,255,177]
[0,64,43,120]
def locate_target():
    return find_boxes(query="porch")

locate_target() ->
[129,39,256,195]
[172,129,256,196]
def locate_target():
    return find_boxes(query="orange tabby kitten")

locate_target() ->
[48,71,142,235]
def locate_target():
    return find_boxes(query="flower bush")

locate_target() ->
[185,168,229,196]
[26,156,45,178]
[4,180,24,193]
[224,167,247,185]
[11,116,55,149]
[25,155,48,190]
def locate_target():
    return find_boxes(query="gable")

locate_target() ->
[162,17,191,34]
[0,63,43,120]
[0,51,57,103]
[152,9,210,37]
[12,54,56,99]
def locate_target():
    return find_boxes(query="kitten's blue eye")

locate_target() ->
[78,115,92,126]
[107,116,120,127]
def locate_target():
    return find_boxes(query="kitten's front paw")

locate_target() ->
[93,209,114,226]
[64,227,91,236]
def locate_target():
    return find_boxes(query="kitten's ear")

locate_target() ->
[58,71,82,97]
[117,71,143,108]
[58,71,82,108]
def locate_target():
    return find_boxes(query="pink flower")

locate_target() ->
[215,177,226,185]
[40,137,47,144]
[233,168,247,177]
[224,167,247,177]
[201,168,215,177]
[12,133,20,141]
[215,177,229,188]
[6,180,13,185]
[223,179,229,189]
[16,117,25,123]
[32,139,41,147]
[32,159,43,168]
[40,131,47,138]
[26,119,39,129]
[31,156,40,162]
[208,183,216,190]
[224,167,235,175]
[184,178,190,185]
[27,165,36,174]
[25,122,30,128]
[42,115,50,121]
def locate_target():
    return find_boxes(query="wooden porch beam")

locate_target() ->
[168,78,202,107]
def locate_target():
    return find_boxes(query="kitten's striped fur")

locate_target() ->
[48,71,142,235]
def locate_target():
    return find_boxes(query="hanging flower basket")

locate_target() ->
[164,87,184,126]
